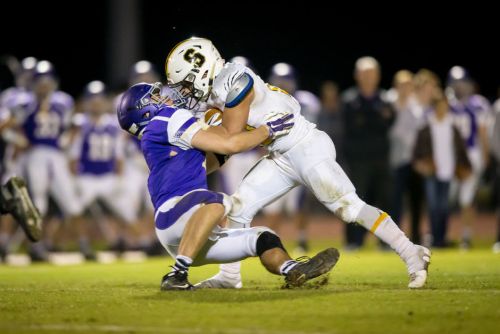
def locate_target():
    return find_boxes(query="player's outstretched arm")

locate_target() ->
[192,123,269,155]
[192,111,294,155]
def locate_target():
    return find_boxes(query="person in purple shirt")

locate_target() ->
[446,66,493,248]
[70,81,139,247]
[117,82,339,290]
[13,61,88,259]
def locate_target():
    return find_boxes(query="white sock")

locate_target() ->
[173,255,193,272]
[279,260,298,275]
[356,204,416,264]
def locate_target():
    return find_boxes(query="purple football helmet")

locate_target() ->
[117,82,185,137]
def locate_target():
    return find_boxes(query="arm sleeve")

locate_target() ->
[167,109,205,150]
[225,72,254,108]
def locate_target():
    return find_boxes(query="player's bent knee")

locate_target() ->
[256,231,285,256]
[329,192,366,223]
[227,193,254,226]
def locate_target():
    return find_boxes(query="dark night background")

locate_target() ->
[1,1,498,99]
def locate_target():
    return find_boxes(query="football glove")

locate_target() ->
[265,111,294,140]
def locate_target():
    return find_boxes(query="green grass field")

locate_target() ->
[1,246,499,334]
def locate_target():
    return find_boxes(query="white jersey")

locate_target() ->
[208,62,316,153]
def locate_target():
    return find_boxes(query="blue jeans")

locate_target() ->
[424,177,450,247]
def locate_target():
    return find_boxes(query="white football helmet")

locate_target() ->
[165,37,224,109]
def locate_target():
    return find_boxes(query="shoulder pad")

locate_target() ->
[52,91,75,110]
[225,73,254,108]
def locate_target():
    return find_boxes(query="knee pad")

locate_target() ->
[256,230,285,256]
[330,192,366,222]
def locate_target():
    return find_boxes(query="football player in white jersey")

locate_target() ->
[165,37,431,289]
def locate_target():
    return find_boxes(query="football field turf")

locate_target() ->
[1,246,499,334]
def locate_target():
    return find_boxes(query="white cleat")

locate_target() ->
[194,273,243,289]
[408,245,431,289]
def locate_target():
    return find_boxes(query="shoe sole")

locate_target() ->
[286,248,340,288]
[160,283,194,291]
[6,177,42,242]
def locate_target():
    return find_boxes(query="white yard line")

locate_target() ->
[0,324,336,334]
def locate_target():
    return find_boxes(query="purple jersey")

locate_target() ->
[18,91,73,149]
[450,94,492,149]
[72,114,123,175]
[140,105,206,211]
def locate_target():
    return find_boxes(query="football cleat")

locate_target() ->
[285,248,340,288]
[194,272,242,289]
[160,269,194,291]
[408,245,431,289]
[1,177,42,242]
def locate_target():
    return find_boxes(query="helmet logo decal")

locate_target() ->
[184,49,205,68]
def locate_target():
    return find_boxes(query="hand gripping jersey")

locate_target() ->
[207,63,316,153]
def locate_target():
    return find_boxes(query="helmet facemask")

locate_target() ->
[138,82,186,110]
[168,71,210,111]
[129,82,187,138]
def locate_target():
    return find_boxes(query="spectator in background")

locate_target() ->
[492,96,500,253]
[317,81,345,166]
[341,56,395,249]
[388,70,425,244]
[413,93,471,248]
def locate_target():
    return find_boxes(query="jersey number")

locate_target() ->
[88,133,114,161]
[34,113,60,138]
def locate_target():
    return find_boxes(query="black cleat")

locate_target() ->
[160,269,194,291]
[1,177,42,242]
[285,248,340,288]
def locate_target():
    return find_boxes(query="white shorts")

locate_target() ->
[229,129,365,226]
[154,189,270,266]
[24,146,82,217]
[456,148,484,207]
[76,174,137,223]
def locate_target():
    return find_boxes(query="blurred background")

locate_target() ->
[0,1,499,264]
